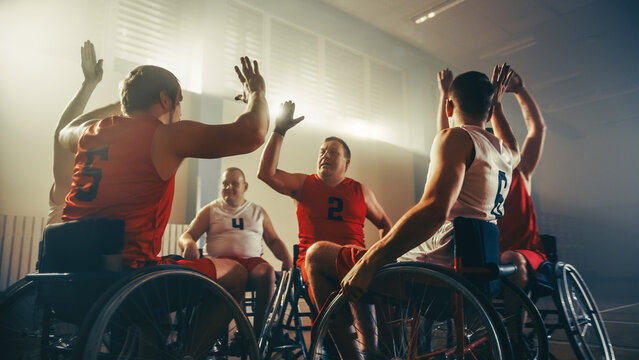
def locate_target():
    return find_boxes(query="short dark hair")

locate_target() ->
[450,71,494,120]
[224,167,246,181]
[120,65,180,114]
[324,136,351,159]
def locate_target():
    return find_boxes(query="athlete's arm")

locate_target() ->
[257,101,307,199]
[58,101,122,151]
[508,72,546,182]
[179,205,211,260]
[362,185,392,238]
[165,57,269,160]
[52,41,105,201]
[490,64,520,166]
[341,127,473,301]
[436,68,453,131]
[262,209,293,271]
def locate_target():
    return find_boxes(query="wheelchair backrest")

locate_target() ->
[540,234,558,263]
[39,218,125,273]
[452,217,500,296]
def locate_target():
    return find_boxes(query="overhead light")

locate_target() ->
[412,0,465,24]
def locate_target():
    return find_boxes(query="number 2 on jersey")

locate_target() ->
[328,196,343,220]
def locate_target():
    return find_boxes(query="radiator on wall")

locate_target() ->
[0,214,188,292]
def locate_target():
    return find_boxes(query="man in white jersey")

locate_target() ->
[306,64,519,307]
[179,167,293,334]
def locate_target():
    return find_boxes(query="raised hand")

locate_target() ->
[274,101,304,136]
[437,68,454,95]
[81,40,103,86]
[506,70,523,94]
[234,56,265,103]
[491,63,513,105]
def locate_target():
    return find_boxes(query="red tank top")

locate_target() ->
[296,174,367,264]
[62,116,175,268]
[497,169,545,254]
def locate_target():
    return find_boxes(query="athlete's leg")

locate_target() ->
[306,242,377,358]
[501,250,528,289]
[247,261,275,335]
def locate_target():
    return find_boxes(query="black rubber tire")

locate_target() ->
[309,262,512,360]
[79,267,259,360]
[555,263,615,360]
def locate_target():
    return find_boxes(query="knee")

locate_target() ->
[227,262,249,287]
[251,263,275,285]
[305,241,332,267]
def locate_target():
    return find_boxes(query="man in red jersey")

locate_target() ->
[257,101,392,289]
[495,71,548,289]
[59,57,269,303]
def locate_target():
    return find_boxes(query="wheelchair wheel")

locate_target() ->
[310,262,512,360]
[556,263,614,360]
[0,279,79,360]
[259,269,292,358]
[79,267,259,360]
[492,278,549,360]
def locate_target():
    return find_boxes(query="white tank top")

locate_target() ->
[400,125,517,264]
[204,199,264,258]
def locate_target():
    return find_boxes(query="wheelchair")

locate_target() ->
[308,217,550,360]
[258,245,317,360]
[0,218,259,360]
[528,235,615,360]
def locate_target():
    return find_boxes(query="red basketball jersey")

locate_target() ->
[62,116,175,268]
[497,169,545,255]
[296,174,367,264]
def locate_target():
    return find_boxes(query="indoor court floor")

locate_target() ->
[546,278,639,360]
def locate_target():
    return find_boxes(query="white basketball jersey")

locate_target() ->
[400,125,517,264]
[204,199,264,258]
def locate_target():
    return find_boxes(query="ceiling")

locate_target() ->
[321,0,639,129]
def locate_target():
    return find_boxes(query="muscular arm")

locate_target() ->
[490,64,520,166]
[57,102,122,152]
[153,58,270,180]
[436,68,453,131]
[257,132,307,199]
[179,205,211,259]
[51,40,105,203]
[262,210,293,270]
[362,185,392,238]
[514,86,546,182]
[341,128,473,300]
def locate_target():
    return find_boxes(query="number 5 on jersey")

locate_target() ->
[76,147,109,202]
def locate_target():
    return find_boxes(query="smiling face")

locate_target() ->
[317,140,350,183]
[220,169,247,207]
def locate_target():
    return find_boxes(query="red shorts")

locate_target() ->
[157,257,217,279]
[513,249,547,270]
[217,256,270,273]
[336,246,368,280]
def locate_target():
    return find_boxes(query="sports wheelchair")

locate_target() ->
[0,218,259,360]
[258,245,317,360]
[309,217,550,360]
[528,235,615,360]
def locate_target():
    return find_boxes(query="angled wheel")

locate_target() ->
[310,262,512,360]
[492,278,549,360]
[259,269,292,358]
[556,263,615,360]
[78,267,259,360]
[0,279,79,360]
